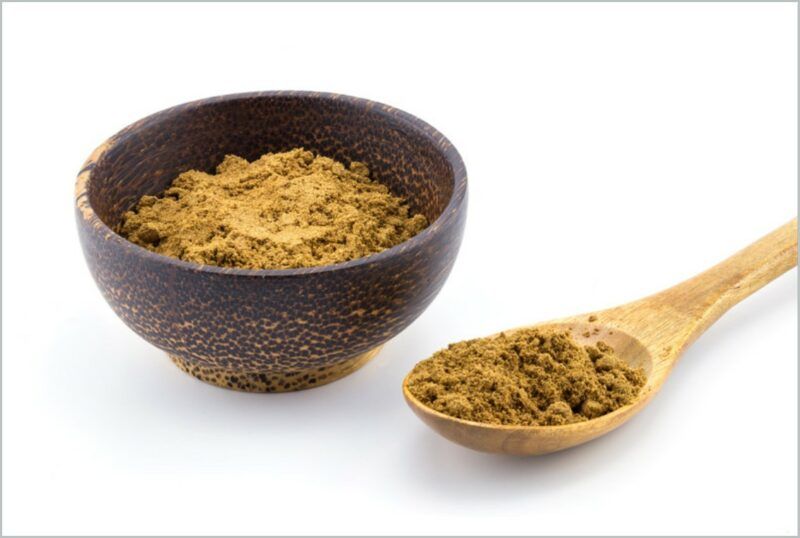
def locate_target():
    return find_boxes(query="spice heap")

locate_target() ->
[119,148,427,269]
[406,329,646,426]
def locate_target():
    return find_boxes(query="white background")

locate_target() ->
[2,2,797,535]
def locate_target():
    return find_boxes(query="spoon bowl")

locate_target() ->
[404,219,797,455]
[403,322,656,455]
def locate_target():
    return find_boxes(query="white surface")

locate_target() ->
[2,2,797,535]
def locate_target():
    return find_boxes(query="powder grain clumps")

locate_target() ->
[119,148,427,270]
[407,329,646,426]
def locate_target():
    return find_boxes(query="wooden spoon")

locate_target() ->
[403,219,798,455]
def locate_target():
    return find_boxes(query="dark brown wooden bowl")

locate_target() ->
[75,91,468,392]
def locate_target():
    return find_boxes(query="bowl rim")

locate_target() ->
[75,90,468,278]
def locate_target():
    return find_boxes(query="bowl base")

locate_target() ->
[169,346,383,392]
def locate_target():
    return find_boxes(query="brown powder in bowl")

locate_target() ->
[406,328,646,426]
[118,148,428,270]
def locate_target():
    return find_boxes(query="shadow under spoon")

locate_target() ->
[403,218,798,455]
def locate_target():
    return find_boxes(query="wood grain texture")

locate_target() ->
[75,91,468,392]
[404,218,797,455]
[171,345,384,392]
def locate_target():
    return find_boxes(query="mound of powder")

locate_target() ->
[406,329,646,426]
[119,148,428,270]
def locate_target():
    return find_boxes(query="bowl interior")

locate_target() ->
[87,94,456,231]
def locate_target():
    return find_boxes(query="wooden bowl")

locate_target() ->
[75,91,468,392]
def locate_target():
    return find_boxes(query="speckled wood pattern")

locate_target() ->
[75,91,468,392]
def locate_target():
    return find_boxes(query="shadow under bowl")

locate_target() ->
[75,91,468,392]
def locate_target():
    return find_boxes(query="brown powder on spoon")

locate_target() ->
[118,148,427,270]
[406,328,646,426]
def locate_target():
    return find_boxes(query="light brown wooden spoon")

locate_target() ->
[403,219,798,455]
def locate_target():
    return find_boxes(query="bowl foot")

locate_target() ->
[169,346,383,392]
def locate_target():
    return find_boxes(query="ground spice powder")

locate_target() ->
[119,148,427,269]
[407,329,646,426]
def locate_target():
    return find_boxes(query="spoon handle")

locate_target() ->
[611,218,797,358]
